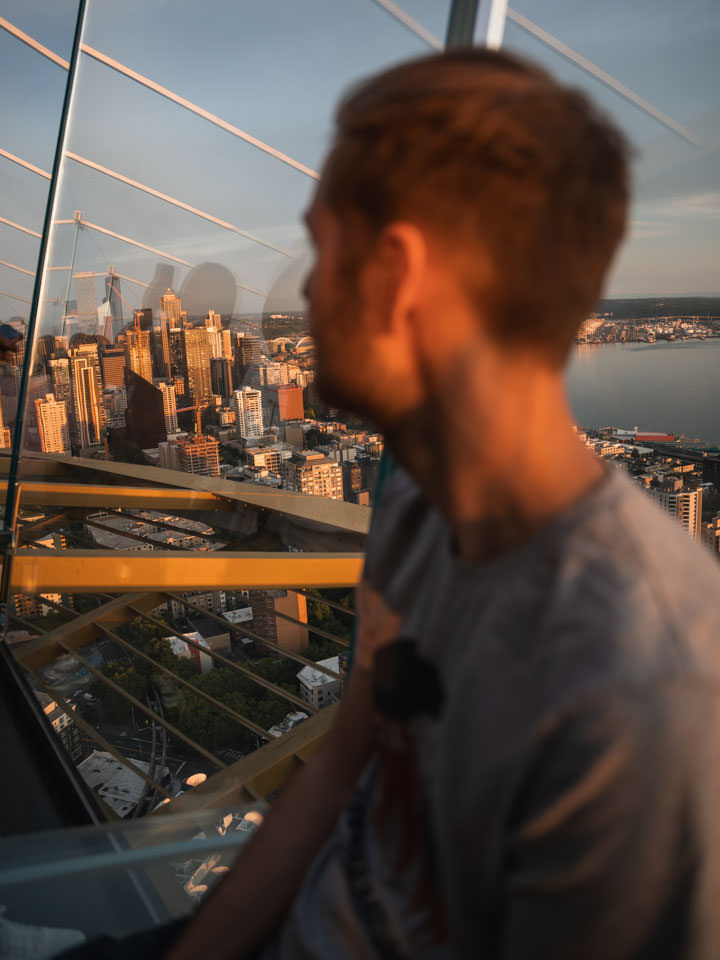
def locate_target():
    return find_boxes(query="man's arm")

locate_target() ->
[493,684,710,960]
[166,580,402,960]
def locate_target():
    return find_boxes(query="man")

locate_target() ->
[166,49,720,959]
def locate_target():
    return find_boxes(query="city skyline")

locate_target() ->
[1,0,719,334]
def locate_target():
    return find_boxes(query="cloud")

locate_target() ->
[648,191,720,219]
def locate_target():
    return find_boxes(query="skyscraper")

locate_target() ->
[124,328,153,383]
[178,434,220,478]
[210,357,233,402]
[125,370,166,449]
[183,328,212,401]
[649,483,702,539]
[281,452,343,500]
[35,394,70,454]
[49,357,72,405]
[104,269,124,340]
[159,381,178,435]
[68,348,103,448]
[74,272,97,331]
[99,346,126,389]
[153,318,171,379]
[159,289,182,327]
[232,387,264,441]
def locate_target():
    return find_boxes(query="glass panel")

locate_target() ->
[2,0,450,821]
[0,808,265,937]
[498,1,720,548]
[0,1,80,435]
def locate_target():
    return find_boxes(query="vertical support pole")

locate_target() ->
[446,0,508,49]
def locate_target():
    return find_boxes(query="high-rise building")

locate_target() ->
[265,384,304,424]
[74,272,97,330]
[281,451,343,500]
[0,391,12,448]
[125,370,166,449]
[168,328,186,381]
[221,328,233,361]
[104,269,124,340]
[178,434,220,477]
[49,356,72,404]
[103,385,127,429]
[159,289,182,327]
[701,513,720,555]
[153,318,170,379]
[158,439,181,471]
[99,345,126,388]
[235,334,263,385]
[232,387,264,441]
[35,394,71,454]
[159,381,178,435]
[342,460,362,502]
[210,357,233,401]
[68,347,103,448]
[183,328,213,401]
[124,328,153,383]
[649,483,702,539]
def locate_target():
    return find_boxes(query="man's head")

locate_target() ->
[305,49,628,424]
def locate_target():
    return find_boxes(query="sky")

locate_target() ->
[0,0,718,330]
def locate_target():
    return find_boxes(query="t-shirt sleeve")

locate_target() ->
[496,684,713,960]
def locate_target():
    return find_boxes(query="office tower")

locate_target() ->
[168,327,186,381]
[158,439,181,471]
[124,328,153,383]
[159,381,178,435]
[254,360,289,388]
[99,345,126,388]
[49,356,71,404]
[178,434,220,478]
[232,387,264,441]
[105,268,124,338]
[103,386,127,429]
[648,483,702,539]
[68,346,104,448]
[125,370,166,449]
[221,328,233,360]
[235,334,263,385]
[0,393,11,448]
[35,394,71,454]
[265,384,303,424]
[183,328,212,401]
[342,460,362,502]
[210,357,233,402]
[74,272,97,330]
[702,514,720,555]
[135,308,153,331]
[281,451,343,500]
[159,288,182,327]
[205,310,221,329]
[153,318,171,379]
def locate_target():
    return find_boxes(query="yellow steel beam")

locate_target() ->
[1,480,232,512]
[9,550,363,595]
[5,454,371,537]
[154,705,336,816]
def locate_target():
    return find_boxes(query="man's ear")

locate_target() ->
[360,222,427,335]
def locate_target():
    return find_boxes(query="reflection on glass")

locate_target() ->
[1,0,446,822]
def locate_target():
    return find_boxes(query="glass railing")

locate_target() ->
[1,0,718,851]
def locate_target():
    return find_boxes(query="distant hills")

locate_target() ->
[598,297,720,320]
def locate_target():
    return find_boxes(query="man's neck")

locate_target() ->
[384,354,604,562]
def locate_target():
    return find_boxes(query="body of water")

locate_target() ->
[566,339,720,442]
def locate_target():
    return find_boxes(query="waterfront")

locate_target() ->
[566,339,720,442]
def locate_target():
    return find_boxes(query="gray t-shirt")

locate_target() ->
[267,467,720,959]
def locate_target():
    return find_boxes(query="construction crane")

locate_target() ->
[175,400,210,436]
